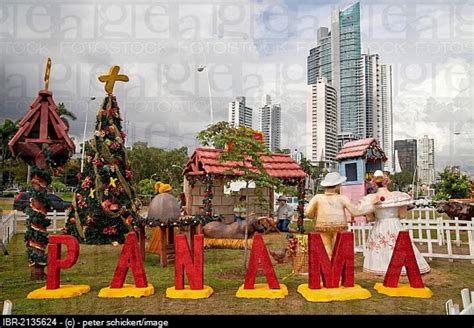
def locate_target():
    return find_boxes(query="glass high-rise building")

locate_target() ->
[394,139,417,175]
[307,2,363,137]
[336,2,362,137]
[307,27,332,85]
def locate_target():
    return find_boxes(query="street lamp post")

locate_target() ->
[197,65,213,124]
[80,96,96,173]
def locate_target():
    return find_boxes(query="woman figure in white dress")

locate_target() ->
[362,170,431,275]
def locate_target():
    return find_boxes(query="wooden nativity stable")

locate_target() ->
[182,148,307,226]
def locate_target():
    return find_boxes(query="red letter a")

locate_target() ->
[110,232,148,288]
[175,234,204,290]
[308,232,354,289]
[244,234,280,289]
[47,235,80,289]
[383,231,424,288]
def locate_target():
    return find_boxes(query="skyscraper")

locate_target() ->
[228,96,252,128]
[394,139,417,174]
[306,77,338,165]
[307,27,332,85]
[307,2,363,137]
[418,135,435,186]
[380,64,394,172]
[306,2,394,166]
[360,54,394,172]
[258,95,281,152]
[334,2,362,137]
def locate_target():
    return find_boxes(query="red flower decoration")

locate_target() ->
[380,196,386,202]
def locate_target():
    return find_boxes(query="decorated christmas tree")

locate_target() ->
[64,65,141,244]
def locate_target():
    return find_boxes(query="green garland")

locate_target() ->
[202,174,213,218]
[144,214,221,228]
[297,179,305,233]
[24,165,52,267]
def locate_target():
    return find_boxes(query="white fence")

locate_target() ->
[0,210,66,247]
[13,210,66,234]
[446,288,474,315]
[0,210,16,247]
[349,216,474,263]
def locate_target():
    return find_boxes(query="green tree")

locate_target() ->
[299,158,327,194]
[126,143,187,196]
[390,171,414,192]
[197,121,287,215]
[434,167,471,200]
[0,119,19,185]
[57,102,77,130]
[138,178,157,195]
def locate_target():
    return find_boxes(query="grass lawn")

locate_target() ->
[1,230,473,315]
[0,197,13,211]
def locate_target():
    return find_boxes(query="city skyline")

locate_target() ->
[0,0,472,174]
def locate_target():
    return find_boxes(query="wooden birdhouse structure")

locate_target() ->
[336,138,386,222]
[7,58,75,280]
[8,89,75,166]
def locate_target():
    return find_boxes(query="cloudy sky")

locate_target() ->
[1,0,473,174]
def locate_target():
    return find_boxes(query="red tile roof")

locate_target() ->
[184,148,306,179]
[336,138,379,160]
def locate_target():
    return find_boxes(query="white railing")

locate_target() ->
[13,210,66,233]
[348,217,474,263]
[0,209,16,247]
[410,206,437,220]
[446,288,474,315]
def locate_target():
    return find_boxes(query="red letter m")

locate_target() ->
[308,232,354,289]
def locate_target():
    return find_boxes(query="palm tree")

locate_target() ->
[57,102,77,130]
[0,119,19,186]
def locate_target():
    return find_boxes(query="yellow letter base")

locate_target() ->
[98,283,155,298]
[297,283,372,302]
[166,285,214,299]
[374,283,433,298]
[236,283,288,299]
[27,285,90,299]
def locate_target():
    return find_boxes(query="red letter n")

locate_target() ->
[175,234,204,290]
[308,232,354,289]
[110,232,148,288]
[47,235,80,289]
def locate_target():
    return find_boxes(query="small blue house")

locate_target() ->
[336,138,387,221]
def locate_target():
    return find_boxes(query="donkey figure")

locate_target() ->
[203,216,266,239]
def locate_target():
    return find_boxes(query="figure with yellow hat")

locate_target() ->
[147,182,180,254]
[305,172,375,257]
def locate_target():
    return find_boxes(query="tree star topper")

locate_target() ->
[98,65,129,95]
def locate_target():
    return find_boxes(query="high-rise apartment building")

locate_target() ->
[418,135,435,186]
[306,77,338,165]
[258,95,281,152]
[228,96,252,128]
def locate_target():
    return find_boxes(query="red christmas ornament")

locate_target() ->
[243,234,280,289]
[110,232,148,288]
[46,235,80,290]
[175,234,204,290]
[380,196,386,202]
